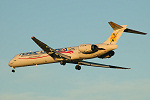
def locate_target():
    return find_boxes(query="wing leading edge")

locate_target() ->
[31,36,71,60]
[78,61,131,69]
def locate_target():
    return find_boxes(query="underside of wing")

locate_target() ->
[78,61,130,69]
[31,36,71,60]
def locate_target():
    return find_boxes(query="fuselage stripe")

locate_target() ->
[18,51,73,59]
[18,55,49,59]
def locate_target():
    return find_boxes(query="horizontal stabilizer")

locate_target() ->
[124,28,147,35]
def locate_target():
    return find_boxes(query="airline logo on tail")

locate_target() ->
[110,33,117,42]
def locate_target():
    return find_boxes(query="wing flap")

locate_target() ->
[31,36,71,60]
[78,61,130,69]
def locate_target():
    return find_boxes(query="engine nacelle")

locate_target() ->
[98,50,115,58]
[78,44,98,54]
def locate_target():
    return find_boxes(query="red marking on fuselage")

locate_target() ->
[59,51,73,54]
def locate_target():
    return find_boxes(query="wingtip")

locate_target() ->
[31,36,35,39]
[122,67,131,69]
[117,67,131,69]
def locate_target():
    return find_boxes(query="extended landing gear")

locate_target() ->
[12,67,15,73]
[60,61,81,70]
[60,61,66,65]
[75,65,81,70]
[12,69,15,73]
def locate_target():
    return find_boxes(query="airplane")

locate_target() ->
[8,22,147,73]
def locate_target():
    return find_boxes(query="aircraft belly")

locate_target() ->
[35,56,56,64]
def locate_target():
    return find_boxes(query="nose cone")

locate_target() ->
[9,54,19,67]
[8,60,13,67]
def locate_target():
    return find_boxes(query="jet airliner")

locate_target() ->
[8,22,147,72]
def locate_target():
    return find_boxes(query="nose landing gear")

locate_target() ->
[12,67,15,73]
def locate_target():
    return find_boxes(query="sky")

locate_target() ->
[0,0,150,100]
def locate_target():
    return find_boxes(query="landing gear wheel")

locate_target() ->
[60,61,66,65]
[75,65,81,70]
[12,69,15,73]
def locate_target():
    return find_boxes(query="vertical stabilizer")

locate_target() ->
[103,22,127,44]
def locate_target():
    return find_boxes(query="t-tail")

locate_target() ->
[103,22,147,45]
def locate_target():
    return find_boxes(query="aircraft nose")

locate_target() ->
[8,60,13,67]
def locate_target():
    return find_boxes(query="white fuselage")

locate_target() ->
[8,43,117,68]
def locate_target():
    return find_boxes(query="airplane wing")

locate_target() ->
[78,61,130,69]
[31,36,71,60]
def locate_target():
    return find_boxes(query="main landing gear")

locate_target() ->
[60,61,66,65]
[75,65,81,70]
[60,61,81,70]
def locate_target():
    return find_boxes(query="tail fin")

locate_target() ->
[103,22,127,45]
